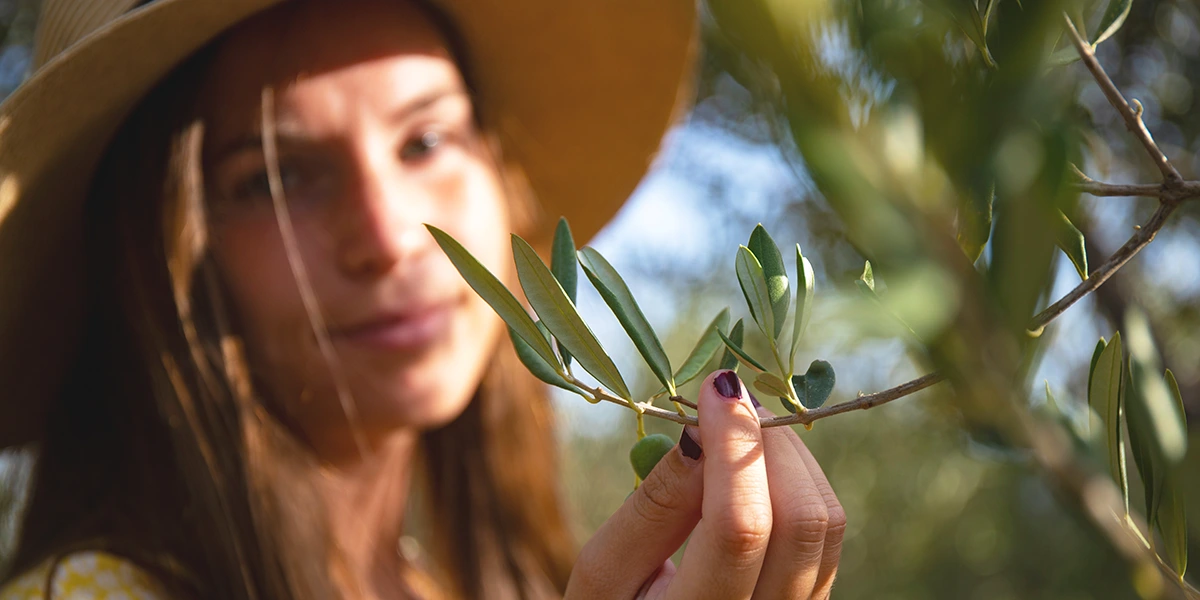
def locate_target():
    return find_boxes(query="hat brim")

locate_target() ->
[0,0,698,444]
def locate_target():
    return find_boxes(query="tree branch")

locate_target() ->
[1074,179,1200,200]
[1029,200,1176,331]
[761,373,944,428]
[1062,14,1184,186]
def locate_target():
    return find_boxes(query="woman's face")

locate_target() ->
[197,0,510,454]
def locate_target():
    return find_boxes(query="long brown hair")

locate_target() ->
[3,4,575,598]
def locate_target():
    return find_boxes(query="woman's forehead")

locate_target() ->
[204,0,452,96]
[197,0,462,142]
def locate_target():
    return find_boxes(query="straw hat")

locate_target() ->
[0,0,698,445]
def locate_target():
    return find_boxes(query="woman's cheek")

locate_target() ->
[455,163,513,272]
[210,222,313,371]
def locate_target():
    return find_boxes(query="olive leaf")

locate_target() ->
[793,360,836,411]
[1165,369,1185,412]
[1088,333,1127,507]
[1055,210,1089,280]
[509,327,586,398]
[1157,475,1189,578]
[1092,0,1133,47]
[1087,337,1107,404]
[790,245,815,365]
[981,0,999,35]
[747,225,789,339]
[736,246,775,341]
[670,308,732,389]
[512,235,632,400]
[719,319,745,372]
[578,247,676,396]
[956,182,994,263]
[427,225,558,368]
[1044,380,1060,413]
[550,217,578,370]
[855,260,876,298]
[1125,310,1187,466]
[921,0,997,68]
[1126,359,1160,527]
[753,372,792,399]
[1160,369,1189,578]
[535,324,556,355]
[717,325,768,372]
[1124,309,1188,538]
[1046,46,1083,67]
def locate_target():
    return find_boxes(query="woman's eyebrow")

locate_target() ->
[387,86,469,123]
[207,130,312,166]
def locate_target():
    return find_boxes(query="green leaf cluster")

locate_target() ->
[1087,313,1188,579]
[431,218,844,479]
[429,218,737,403]
[725,224,833,413]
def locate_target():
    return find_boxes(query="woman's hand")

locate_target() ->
[566,370,845,600]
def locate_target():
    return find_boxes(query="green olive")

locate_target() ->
[629,433,676,480]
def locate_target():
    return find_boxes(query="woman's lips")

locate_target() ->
[330,303,455,351]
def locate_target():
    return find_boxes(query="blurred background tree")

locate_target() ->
[555,0,1200,598]
[3,0,1200,598]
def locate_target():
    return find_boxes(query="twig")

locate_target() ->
[1062,14,1183,187]
[567,376,699,426]
[762,373,944,428]
[1074,180,1200,199]
[1030,201,1176,330]
[669,395,698,410]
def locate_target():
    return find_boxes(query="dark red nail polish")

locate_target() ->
[714,371,742,400]
[748,392,763,409]
[680,426,702,460]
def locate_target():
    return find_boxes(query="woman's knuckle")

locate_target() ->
[780,499,830,549]
[634,471,685,525]
[713,509,773,556]
[825,502,848,537]
[728,419,764,447]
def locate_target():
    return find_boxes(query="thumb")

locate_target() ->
[566,427,705,599]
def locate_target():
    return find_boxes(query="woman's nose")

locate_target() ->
[334,167,432,279]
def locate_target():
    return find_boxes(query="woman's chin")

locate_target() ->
[352,377,476,432]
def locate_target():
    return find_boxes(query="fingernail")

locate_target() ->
[748,391,763,409]
[714,371,742,401]
[679,426,702,461]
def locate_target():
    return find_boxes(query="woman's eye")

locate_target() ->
[231,171,272,201]
[229,164,311,204]
[399,131,442,162]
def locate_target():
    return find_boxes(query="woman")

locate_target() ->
[0,0,845,598]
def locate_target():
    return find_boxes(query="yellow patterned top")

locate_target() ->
[0,551,171,599]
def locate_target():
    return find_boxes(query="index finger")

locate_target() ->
[567,430,705,599]
[667,370,772,600]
